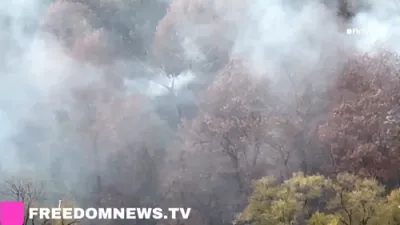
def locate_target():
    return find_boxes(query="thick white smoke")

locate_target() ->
[0,0,399,196]
[350,0,400,52]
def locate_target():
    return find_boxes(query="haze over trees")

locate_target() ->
[0,0,400,225]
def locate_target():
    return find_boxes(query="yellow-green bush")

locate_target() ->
[238,173,400,225]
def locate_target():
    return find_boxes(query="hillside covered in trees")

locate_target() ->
[0,0,400,224]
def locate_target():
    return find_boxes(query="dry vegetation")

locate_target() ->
[3,0,400,225]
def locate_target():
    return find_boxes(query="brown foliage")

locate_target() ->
[179,59,272,191]
[18,0,400,224]
[71,83,169,216]
[164,59,272,225]
[71,29,110,65]
[319,51,400,181]
[41,1,95,47]
[42,1,111,65]
[152,0,249,75]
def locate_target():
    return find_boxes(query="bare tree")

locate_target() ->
[0,177,45,225]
